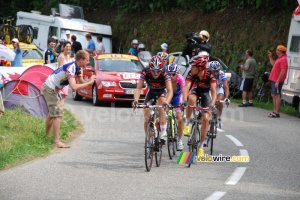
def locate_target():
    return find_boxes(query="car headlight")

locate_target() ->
[101,81,117,87]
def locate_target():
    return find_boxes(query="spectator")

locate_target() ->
[238,49,256,107]
[42,50,96,148]
[157,43,169,59]
[44,38,57,64]
[267,45,288,118]
[137,43,146,52]
[51,36,59,58]
[57,41,74,107]
[0,38,6,66]
[96,35,105,55]
[84,33,95,54]
[128,39,138,56]
[65,30,72,42]
[11,38,23,67]
[71,35,82,54]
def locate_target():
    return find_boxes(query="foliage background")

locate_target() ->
[0,0,298,74]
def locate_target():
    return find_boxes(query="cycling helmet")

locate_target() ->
[209,61,221,71]
[149,55,165,70]
[167,63,180,73]
[138,43,146,51]
[189,55,208,67]
[131,39,139,45]
[199,30,210,41]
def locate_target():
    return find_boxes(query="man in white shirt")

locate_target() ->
[96,35,105,54]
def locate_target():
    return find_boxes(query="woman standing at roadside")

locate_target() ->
[57,41,74,106]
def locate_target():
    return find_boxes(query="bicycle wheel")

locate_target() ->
[188,123,198,168]
[167,116,174,160]
[155,128,162,167]
[145,123,154,172]
[173,114,178,154]
[208,116,216,155]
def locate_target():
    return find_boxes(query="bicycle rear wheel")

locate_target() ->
[167,116,175,160]
[208,117,216,155]
[155,128,162,167]
[145,123,154,172]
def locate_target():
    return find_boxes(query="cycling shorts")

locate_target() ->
[190,88,211,108]
[170,93,182,112]
[144,89,167,105]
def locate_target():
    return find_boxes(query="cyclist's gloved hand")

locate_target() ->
[224,98,230,106]
[182,101,188,108]
[132,100,138,108]
[162,102,169,109]
[210,105,217,113]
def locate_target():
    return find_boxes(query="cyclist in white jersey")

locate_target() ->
[208,61,230,128]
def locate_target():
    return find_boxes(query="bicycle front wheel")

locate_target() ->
[209,119,216,155]
[145,123,154,172]
[167,116,175,160]
[188,124,198,168]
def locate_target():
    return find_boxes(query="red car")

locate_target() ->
[72,54,147,106]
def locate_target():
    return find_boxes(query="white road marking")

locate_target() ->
[225,135,243,146]
[225,167,247,185]
[239,149,249,156]
[204,191,226,200]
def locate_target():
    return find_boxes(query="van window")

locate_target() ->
[289,36,300,53]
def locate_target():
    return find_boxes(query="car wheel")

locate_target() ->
[72,90,82,101]
[92,85,101,106]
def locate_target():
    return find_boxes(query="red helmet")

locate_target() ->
[149,55,164,70]
[189,55,208,68]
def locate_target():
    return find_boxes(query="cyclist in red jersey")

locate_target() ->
[133,56,173,141]
[182,54,217,157]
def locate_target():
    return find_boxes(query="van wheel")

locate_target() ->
[72,90,82,101]
[92,85,101,106]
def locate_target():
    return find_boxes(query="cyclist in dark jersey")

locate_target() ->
[182,54,217,157]
[133,55,173,141]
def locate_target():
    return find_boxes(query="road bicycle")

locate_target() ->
[185,98,212,167]
[257,72,270,103]
[134,103,166,172]
[166,105,180,160]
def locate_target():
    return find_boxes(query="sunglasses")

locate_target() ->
[168,73,176,76]
[151,69,162,73]
[50,43,56,46]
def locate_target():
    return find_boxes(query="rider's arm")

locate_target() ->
[222,80,230,99]
[134,79,144,102]
[183,80,192,102]
[165,80,173,103]
[210,81,217,106]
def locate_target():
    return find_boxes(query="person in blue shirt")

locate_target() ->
[128,39,138,56]
[44,38,57,64]
[84,33,96,54]
[11,38,23,67]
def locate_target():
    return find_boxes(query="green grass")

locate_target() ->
[0,108,79,170]
[231,98,299,117]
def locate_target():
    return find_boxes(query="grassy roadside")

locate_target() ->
[0,108,81,170]
[231,98,299,117]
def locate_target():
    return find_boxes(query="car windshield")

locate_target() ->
[22,49,43,59]
[98,59,144,72]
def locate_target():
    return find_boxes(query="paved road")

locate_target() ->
[1,97,300,200]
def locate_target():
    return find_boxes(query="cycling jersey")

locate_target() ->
[171,74,185,112]
[215,70,227,95]
[140,68,171,91]
[186,69,216,93]
[45,61,82,90]
[128,47,138,56]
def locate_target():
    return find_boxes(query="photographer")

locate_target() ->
[182,30,212,58]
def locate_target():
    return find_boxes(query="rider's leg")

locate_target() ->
[199,112,209,148]
[157,96,167,139]
[143,108,150,133]
[176,111,184,139]
[185,94,197,122]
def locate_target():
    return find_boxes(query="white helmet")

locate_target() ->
[198,51,210,60]
[199,30,210,41]
[138,43,146,50]
[131,39,138,45]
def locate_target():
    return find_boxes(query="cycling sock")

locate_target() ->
[184,118,190,126]
[249,100,253,103]
[242,100,247,104]
[160,124,167,133]
[199,141,204,148]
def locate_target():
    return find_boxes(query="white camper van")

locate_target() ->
[16,4,112,53]
[281,2,300,116]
